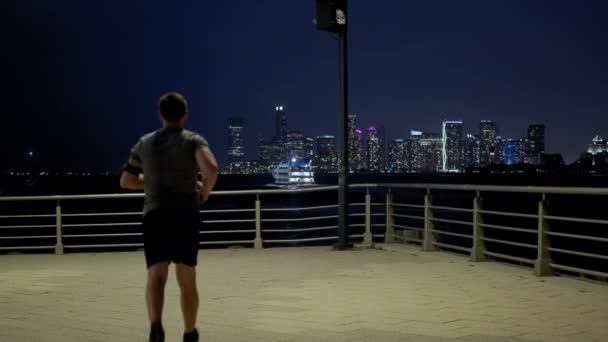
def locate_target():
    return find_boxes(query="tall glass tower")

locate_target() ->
[227,117,244,165]
[316,135,338,171]
[367,126,381,172]
[463,134,480,168]
[479,120,498,166]
[275,106,287,142]
[388,138,406,173]
[526,124,545,164]
[442,120,463,171]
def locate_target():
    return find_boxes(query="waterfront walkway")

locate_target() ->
[1,245,607,342]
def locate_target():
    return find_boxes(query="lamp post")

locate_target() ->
[315,0,352,249]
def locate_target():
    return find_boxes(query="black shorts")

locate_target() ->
[142,209,200,268]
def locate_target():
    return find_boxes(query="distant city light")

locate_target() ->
[442,120,464,172]
[219,106,552,175]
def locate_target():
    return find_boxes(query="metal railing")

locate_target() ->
[1,183,607,281]
[379,183,608,281]
[0,185,384,252]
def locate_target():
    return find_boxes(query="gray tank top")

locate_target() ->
[130,127,209,215]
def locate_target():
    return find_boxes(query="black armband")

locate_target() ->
[123,162,142,175]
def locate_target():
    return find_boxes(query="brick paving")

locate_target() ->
[1,245,607,342]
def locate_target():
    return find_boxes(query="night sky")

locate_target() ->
[2,0,607,171]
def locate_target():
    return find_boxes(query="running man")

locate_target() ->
[120,92,218,342]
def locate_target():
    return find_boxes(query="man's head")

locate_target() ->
[158,92,188,126]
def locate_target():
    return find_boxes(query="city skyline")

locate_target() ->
[220,105,598,167]
[2,1,607,170]
[225,106,553,165]
[9,99,603,174]
[219,106,607,175]
[207,106,592,168]
[8,109,607,174]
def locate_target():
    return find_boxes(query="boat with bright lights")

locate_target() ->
[271,158,315,187]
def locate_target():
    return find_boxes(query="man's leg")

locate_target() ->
[146,262,169,325]
[176,263,199,333]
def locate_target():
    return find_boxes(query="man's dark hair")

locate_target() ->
[159,92,188,122]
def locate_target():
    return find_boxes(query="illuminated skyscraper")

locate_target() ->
[479,120,498,166]
[426,139,443,172]
[424,132,443,172]
[502,140,516,165]
[388,139,406,173]
[525,124,545,164]
[442,121,463,171]
[463,134,480,168]
[407,130,423,172]
[515,139,527,164]
[316,135,337,171]
[492,136,503,165]
[409,130,441,172]
[284,130,304,159]
[378,125,387,170]
[275,106,287,142]
[367,126,381,172]
[353,129,366,170]
[348,114,357,170]
[502,139,526,165]
[258,140,282,168]
[303,136,314,162]
[227,117,244,165]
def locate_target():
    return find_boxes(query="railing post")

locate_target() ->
[55,201,64,255]
[362,189,373,247]
[470,193,486,262]
[535,197,553,276]
[384,189,395,243]
[422,190,437,252]
[254,195,263,249]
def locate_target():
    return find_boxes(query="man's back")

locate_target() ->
[131,127,209,214]
[119,92,217,342]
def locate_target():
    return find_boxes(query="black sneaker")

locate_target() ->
[149,321,165,342]
[183,328,199,342]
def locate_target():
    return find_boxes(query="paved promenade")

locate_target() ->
[1,245,607,341]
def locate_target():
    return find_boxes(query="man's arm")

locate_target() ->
[195,146,218,202]
[119,157,144,190]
